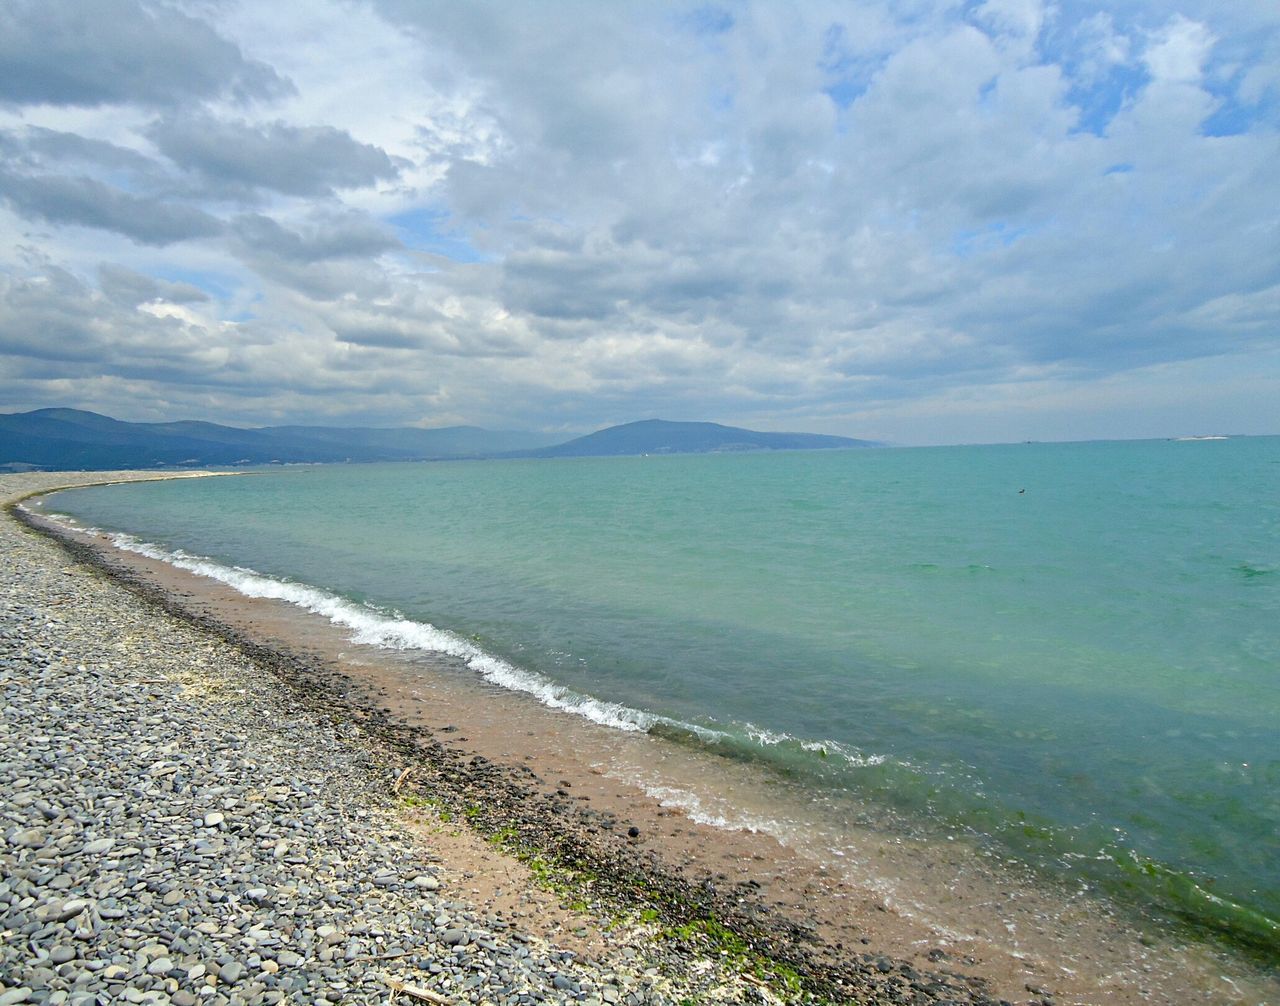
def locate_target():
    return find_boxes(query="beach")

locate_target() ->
[3,471,1276,1006]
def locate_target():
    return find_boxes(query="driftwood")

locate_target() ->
[392,766,413,793]
[383,975,453,1003]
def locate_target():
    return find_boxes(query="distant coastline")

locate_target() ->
[0,408,879,472]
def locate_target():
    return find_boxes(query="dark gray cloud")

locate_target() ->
[2,127,161,177]
[0,0,291,108]
[148,116,399,197]
[97,263,210,306]
[231,211,402,262]
[0,268,109,362]
[0,172,222,245]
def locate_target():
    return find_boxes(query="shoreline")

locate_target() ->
[5,471,1277,1005]
[3,470,997,1006]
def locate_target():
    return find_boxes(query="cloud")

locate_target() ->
[231,211,402,263]
[0,172,222,245]
[1068,12,1131,83]
[12,127,162,176]
[0,0,1277,442]
[1144,15,1215,84]
[97,263,210,306]
[147,116,400,197]
[0,0,291,108]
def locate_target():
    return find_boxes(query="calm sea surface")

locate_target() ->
[47,438,1280,954]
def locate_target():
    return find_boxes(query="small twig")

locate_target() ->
[351,949,413,962]
[383,975,453,1003]
[392,767,413,793]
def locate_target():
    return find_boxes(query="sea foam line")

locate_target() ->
[39,512,663,735]
[37,509,895,775]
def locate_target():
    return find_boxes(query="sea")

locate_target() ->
[42,437,1280,961]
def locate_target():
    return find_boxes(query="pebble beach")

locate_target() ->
[0,472,675,1006]
[0,472,1015,1006]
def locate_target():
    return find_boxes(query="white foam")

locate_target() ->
[39,512,896,776]
[45,516,663,735]
[635,781,783,835]
[808,738,889,768]
[743,721,888,767]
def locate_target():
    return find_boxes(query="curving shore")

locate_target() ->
[0,471,1016,1006]
[6,471,1277,1006]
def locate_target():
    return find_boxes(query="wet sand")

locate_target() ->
[14,471,1280,1005]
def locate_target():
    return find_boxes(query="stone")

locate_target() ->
[53,899,88,923]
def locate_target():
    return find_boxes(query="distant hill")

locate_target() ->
[0,408,557,471]
[519,419,878,457]
[0,410,879,471]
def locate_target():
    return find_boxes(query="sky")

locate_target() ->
[0,1,1277,445]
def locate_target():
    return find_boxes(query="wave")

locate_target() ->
[42,513,900,779]
[41,514,664,735]
[631,780,784,835]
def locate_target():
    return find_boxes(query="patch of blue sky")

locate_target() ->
[1199,73,1272,137]
[390,208,489,263]
[150,267,239,301]
[1200,100,1263,137]
[98,171,140,195]
[707,88,735,114]
[1104,162,1135,175]
[819,23,881,111]
[679,4,734,37]
[664,4,734,59]
[1067,63,1150,136]
[949,221,1030,258]
[823,78,869,110]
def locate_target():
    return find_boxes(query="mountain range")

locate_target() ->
[519,418,876,457]
[0,409,877,471]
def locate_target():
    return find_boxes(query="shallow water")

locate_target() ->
[45,437,1280,957]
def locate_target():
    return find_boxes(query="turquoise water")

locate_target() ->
[46,439,1280,955]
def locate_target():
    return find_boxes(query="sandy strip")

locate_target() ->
[6,471,1277,1005]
